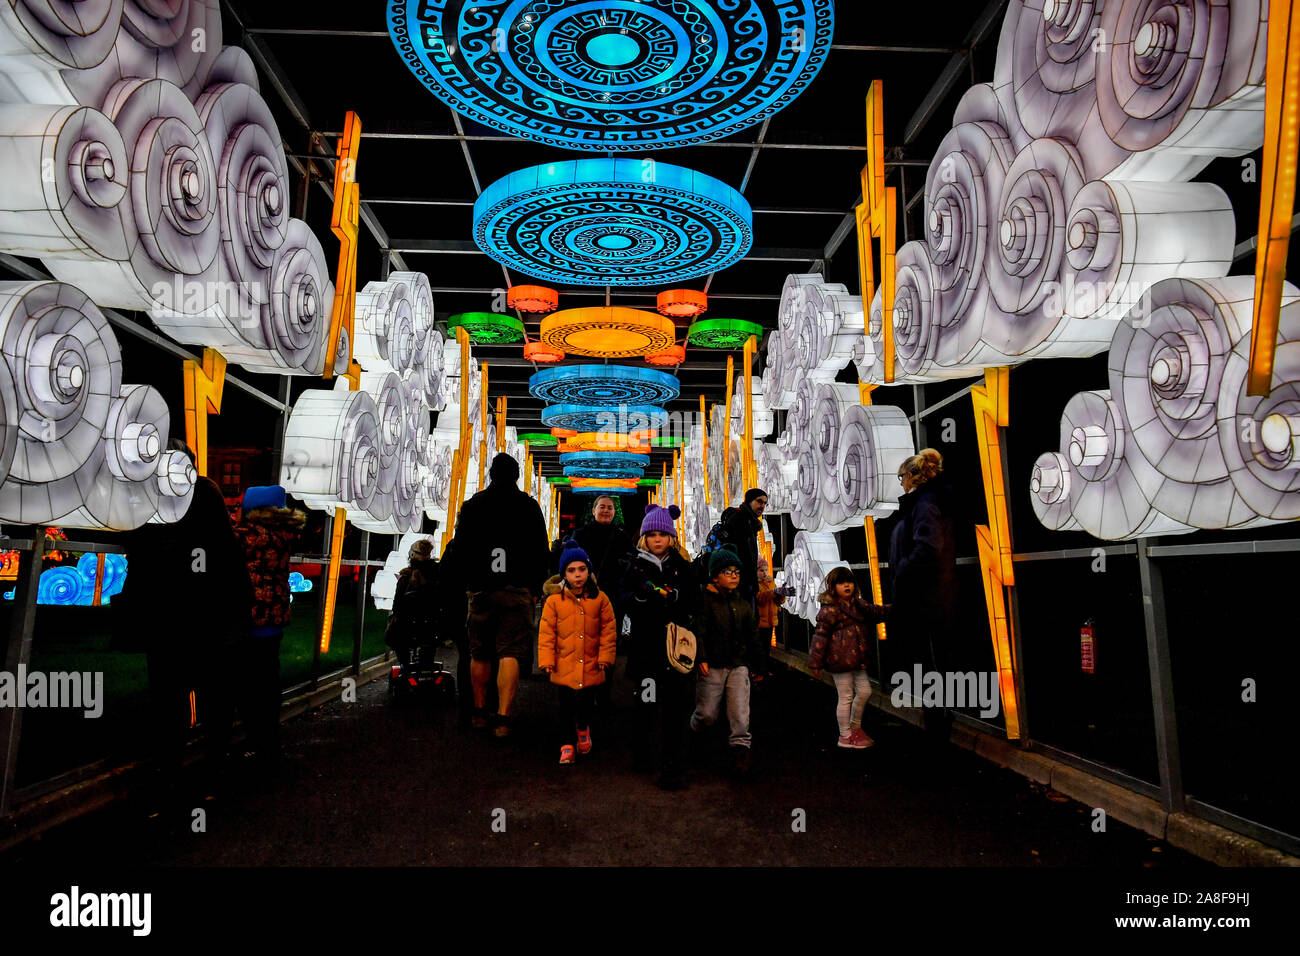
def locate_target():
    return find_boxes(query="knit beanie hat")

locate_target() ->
[640,503,680,538]
[744,488,768,505]
[559,539,591,574]
[708,544,742,579]
[242,484,286,510]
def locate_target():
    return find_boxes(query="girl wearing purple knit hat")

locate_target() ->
[618,503,699,790]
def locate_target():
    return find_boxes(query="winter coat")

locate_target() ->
[452,479,550,598]
[537,573,616,690]
[692,584,761,671]
[233,505,306,630]
[887,482,957,633]
[388,558,440,648]
[809,594,889,673]
[756,575,785,628]
[115,476,253,653]
[619,547,699,681]
[573,521,635,606]
[721,504,763,599]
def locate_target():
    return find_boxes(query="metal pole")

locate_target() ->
[311,515,331,687]
[912,383,928,448]
[1137,538,1184,812]
[0,531,44,818]
[352,531,369,676]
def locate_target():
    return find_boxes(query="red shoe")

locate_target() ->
[559,745,575,764]
[851,728,874,749]
[576,727,593,755]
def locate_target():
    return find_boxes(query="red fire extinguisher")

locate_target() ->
[1080,619,1096,674]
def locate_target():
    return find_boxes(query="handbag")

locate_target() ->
[666,621,698,674]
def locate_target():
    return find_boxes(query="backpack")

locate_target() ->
[666,621,698,674]
[692,507,739,583]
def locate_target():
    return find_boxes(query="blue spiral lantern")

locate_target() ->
[572,485,640,496]
[76,553,128,602]
[388,1,835,152]
[529,364,679,405]
[541,403,668,432]
[565,467,646,480]
[474,159,752,287]
[37,566,85,606]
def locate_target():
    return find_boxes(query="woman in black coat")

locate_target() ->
[888,448,957,748]
[619,504,698,789]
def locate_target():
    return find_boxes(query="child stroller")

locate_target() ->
[386,558,455,704]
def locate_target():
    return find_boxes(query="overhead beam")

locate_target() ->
[903,0,1008,144]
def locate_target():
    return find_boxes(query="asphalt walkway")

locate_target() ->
[6,651,1202,867]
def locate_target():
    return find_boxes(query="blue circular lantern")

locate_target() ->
[38,566,84,606]
[388,0,835,152]
[529,365,679,405]
[565,467,646,480]
[474,159,752,287]
[560,452,651,471]
[541,403,668,432]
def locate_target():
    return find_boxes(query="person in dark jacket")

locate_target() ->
[573,494,635,620]
[720,488,768,603]
[810,566,889,749]
[619,503,698,790]
[116,462,253,776]
[452,453,549,737]
[887,448,957,750]
[232,484,305,764]
[387,538,439,668]
[688,545,761,774]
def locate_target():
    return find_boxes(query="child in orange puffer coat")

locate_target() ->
[538,541,617,764]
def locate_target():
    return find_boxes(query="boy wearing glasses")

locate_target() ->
[689,545,762,774]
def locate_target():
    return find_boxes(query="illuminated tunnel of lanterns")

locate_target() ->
[0,0,1294,630]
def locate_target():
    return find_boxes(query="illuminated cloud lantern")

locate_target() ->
[474,160,753,288]
[0,281,190,529]
[849,0,1269,386]
[1032,277,1300,539]
[387,0,834,151]
[0,5,344,377]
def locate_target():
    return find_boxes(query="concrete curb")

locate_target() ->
[769,646,1300,867]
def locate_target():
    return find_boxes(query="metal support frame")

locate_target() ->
[0,530,44,818]
[352,531,369,677]
[1137,538,1185,814]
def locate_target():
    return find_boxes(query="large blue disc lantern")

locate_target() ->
[542,403,669,432]
[473,160,752,287]
[388,1,835,152]
[529,365,680,405]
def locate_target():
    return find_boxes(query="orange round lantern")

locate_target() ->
[645,344,686,366]
[558,432,653,454]
[570,477,639,490]
[540,307,676,358]
[656,289,708,318]
[523,340,565,363]
[550,427,579,439]
[508,285,559,314]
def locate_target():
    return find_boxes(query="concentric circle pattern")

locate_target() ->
[474,160,753,287]
[560,451,652,472]
[541,403,669,431]
[446,312,525,343]
[687,318,764,348]
[388,0,834,152]
[529,364,680,405]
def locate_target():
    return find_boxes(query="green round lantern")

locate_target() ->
[447,312,525,344]
[686,318,764,349]
[519,432,559,446]
[650,436,686,448]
